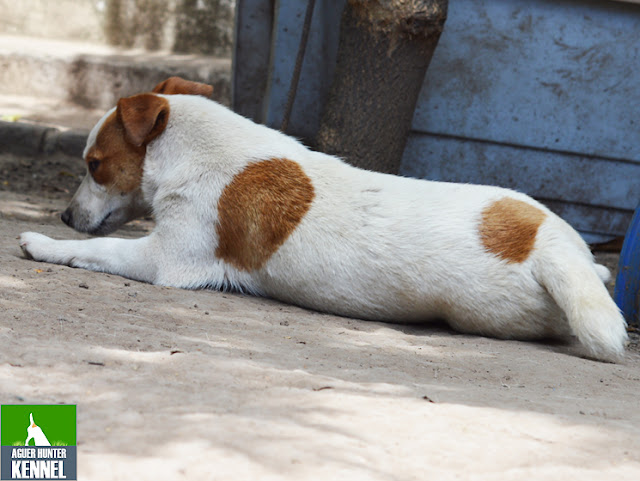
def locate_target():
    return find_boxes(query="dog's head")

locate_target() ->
[61,77,213,235]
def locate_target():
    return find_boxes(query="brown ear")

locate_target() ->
[152,76,213,98]
[117,94,170,147]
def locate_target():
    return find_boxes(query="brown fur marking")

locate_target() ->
[479,197,547,263]
[86,111,146,193]
[216,158,315,271]
[86,95,169,193]
[152,76,213,98]
[117,94,170,147]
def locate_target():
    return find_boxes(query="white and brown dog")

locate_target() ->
[19,77,627,362]
[26,413,50,446]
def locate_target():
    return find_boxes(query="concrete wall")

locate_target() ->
[0,0,104,43]
[0,0,235,55]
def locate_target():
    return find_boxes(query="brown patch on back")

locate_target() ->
[479,197,547,263]
[216,158,315,271]
[86,94,170,193]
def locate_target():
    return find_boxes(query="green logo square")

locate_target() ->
[1,405,77,480]
[1,405,76,447]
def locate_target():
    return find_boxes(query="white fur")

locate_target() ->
[19,94,628,361]
[26,413,50,446]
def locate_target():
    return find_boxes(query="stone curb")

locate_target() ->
[0,121,87,158]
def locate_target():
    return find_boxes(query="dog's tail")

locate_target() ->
[534,248,627,362]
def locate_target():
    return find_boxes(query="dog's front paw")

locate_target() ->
[19,232,57,262]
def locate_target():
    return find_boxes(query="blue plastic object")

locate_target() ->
[614,204,640,327]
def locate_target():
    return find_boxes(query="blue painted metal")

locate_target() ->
[263,0,343,140]
[403,0,640,242]
[400,133,640,243]
[232,0,274,123]
[401,135,640,211]
[539,201,631,245]
[233,0,640,243]
[615,205,640,326]
[412,0,640,163]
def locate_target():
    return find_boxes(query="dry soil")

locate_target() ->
[1,152,640,481]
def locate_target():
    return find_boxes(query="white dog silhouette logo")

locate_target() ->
[25,413,51,446]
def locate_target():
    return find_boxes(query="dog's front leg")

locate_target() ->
[19,232,158,283]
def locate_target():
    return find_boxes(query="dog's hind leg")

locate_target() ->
[534,249,628,362]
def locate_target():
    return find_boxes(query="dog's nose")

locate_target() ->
[61,209,73,227]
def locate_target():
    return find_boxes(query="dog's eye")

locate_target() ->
[88,159,100,174]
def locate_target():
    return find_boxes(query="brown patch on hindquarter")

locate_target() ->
[86,94,170,192]
[216,158,315,271]
[479,197,547,263]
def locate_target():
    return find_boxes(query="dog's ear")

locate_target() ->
[152,76,213,98]
[117,94,170,147]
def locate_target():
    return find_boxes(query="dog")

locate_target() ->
[19,77,628,362]
[26,413,51,446]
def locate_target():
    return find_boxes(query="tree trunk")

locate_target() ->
[316,0,448,174]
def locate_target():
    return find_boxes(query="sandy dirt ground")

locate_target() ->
[1,152,640,481]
